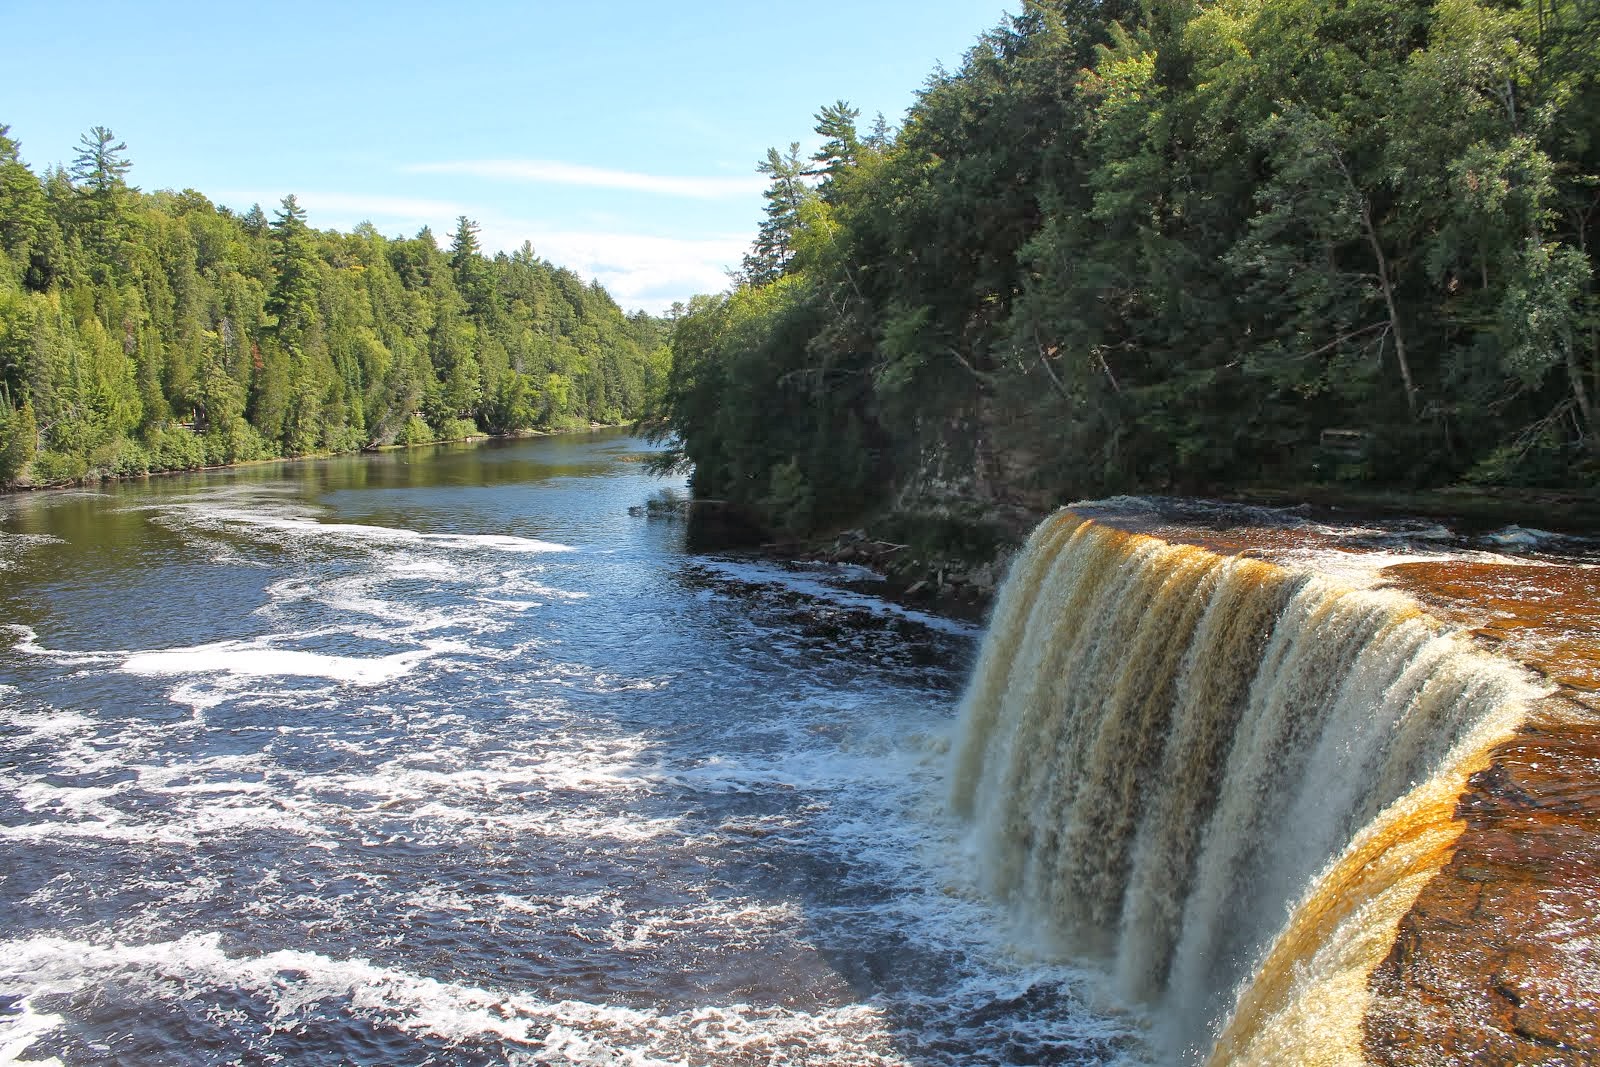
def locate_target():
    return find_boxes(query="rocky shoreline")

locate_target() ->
[650,476,1600,633]
[789,526,1013,623]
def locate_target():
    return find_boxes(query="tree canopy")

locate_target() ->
[653,0,1600,535]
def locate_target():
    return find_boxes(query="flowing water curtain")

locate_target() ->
[948,512,1540,1061]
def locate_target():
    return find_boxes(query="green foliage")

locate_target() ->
[145,424,206,470]
[765,458,814,533]
[650,272,884,532]
[29,450,87,486]
[0,127,61,291]
[740,145,809,286]
[435,416,481,442]
[653,0,1600,524]
[0,394,35,485]
[396,414,436,446]
[0,127,662,488]
[70,127,131,197]
[1497,239,1589,385]
[87,435,150,479]
[266,194,317,350]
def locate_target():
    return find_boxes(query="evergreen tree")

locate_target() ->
[740,145,808,286]
[0,127,59,291]
[69,126,132,199]
[265,194,317,349]
[654,0,1600,538]
[449,216,481,271]
[810,101,862,180]
[68,125,133,280]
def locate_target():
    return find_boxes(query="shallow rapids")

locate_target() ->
[0,435,1146,1067]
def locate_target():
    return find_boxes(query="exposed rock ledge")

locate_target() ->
[1364,706,1600,1066]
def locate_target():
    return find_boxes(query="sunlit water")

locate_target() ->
[0,432,1146,1067]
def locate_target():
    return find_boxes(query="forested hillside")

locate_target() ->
[0,125,666,487]
[654,0,1600,536]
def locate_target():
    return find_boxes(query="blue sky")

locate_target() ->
[4,0,1016,313]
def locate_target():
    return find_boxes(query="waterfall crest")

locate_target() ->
[949,512,1538,1062]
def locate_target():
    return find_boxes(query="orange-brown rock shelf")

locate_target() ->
[1073,502,1599,1063]
[1382,561,1600,699]
[1364,710,1600,1065]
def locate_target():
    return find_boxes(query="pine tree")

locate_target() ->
[740,144,808,285]
[266,194,317,350]
[0,126,59,291]
[810,101,862,180]
[68,126,133,280]
[449,216,481,272]
[69,126,131,199]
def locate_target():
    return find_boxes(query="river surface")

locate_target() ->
[0,432,1145,1066]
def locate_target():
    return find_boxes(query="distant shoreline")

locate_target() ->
[0,422,634,497]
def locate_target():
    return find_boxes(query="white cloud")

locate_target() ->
[404,159,764,200]
[483,222,745,314]
[210,191,746,314]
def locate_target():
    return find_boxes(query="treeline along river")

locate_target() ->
[0,432,1147,1066]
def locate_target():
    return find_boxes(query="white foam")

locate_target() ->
[1393,523,1454,541]
[0,790,332,847]
[11,779,124,821]
[596,899,804,952]
[1485,524,1560,547]
[383,555,463,578]
[489,574,591,602]
[120,638,456,686]
[271,738,686,844]
[0,934,925,1065]
[505,660,672,695]
[0,705,94,744]
[0,994,66,1067]
[0,531,65,574]
[0,751,338,848]
[1279,542,1592,589]
[124,645,421,685]
[160,502,574,555]
[4,625,122,666]
[474,599,542,612]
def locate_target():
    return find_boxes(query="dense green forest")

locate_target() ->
[0,125,666,488]
[653,0,1600,536]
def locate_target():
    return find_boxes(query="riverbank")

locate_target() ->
[0,422,632,496]
[724,479,1600,626]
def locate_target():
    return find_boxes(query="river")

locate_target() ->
[0,432,1148,1066]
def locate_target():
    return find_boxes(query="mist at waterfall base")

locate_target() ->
[0,434,1151,1067]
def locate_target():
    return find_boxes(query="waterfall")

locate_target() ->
[949,512,1538,1062]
